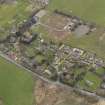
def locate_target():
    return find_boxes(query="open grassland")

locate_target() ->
[78,72,102,92]
[48,0,105,26]
[0,56,35,105]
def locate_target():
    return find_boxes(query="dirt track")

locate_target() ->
[93,100,105,105]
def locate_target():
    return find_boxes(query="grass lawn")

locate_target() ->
[95,67,105,76]
[74,68,85,77]
[48,0,105,26]
[0,56,35,105]
[78,72,101,92]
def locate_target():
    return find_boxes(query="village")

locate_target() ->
[0,0,105,100]
[0,8,105,99]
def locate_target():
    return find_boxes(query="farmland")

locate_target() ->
[0,56,35,105]
[48,0,105,26]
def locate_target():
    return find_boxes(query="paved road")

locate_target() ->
[0,51,105,101]
[0,51,56,84]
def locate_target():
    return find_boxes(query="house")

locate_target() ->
[37,0,50,5]
[7,51,17,60]
[73,48,84,56]
[95,58,104,67]
[101,83,105,89]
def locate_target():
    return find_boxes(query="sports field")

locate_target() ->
[0,56,34,105]
[48,0,105,26]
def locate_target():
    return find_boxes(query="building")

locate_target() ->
[37,0,50,5]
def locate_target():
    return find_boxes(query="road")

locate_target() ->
[0,8,105,101]
[0,51,105,101]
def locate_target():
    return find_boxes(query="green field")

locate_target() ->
[48,0,105,26]
[78,72,101,92]
[0,56,35,105]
